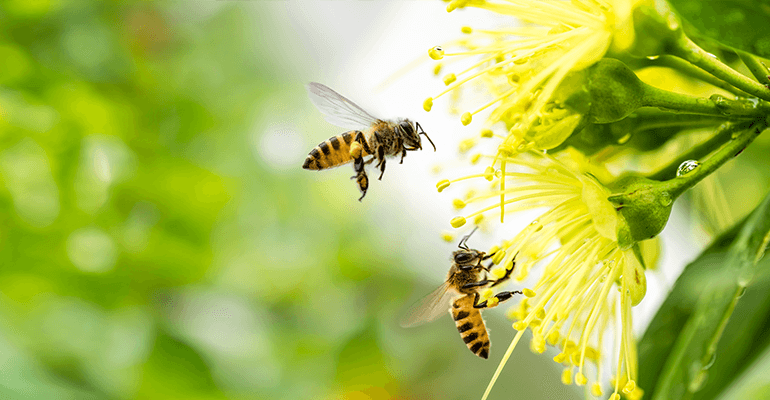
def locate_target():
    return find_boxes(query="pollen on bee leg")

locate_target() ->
[349,142,363,158]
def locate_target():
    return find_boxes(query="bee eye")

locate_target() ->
[399,121,413,134]
[454,252,474,264]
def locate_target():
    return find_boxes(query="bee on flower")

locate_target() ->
[438,151,648,400]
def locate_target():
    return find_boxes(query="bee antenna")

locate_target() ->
[416,122,436,151]
[457,227,479,250]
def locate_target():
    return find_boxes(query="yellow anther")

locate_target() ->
[530,337,545,353]
[622,380,636,394]
[461,26,472,34]
[585,347,600,361]
[591,383,603,397]
[484,166,495,181]
[450,216,466,228]
[461,112,472,126]
[428,46,444,60]
[470,153,481,164]
[491,250,505,264]
[609,394,621,400]
[423,97,434,112]
[523,288,536,297]
[350,141,362,158]
[513,321,527,331]
[564,341,577,353]
[536,308,546,319]
[453,198,467,209]
[473,214,484,224]
[547,331,560,345]
[441,231,455,242]
[570,352,580,365]
[433,63,442,75]
[529,318,541,328]
[553,353,566,363]
[443,73,456,85]
[491,267,507,279]
[488,245,500,255]
[459,138,476,153]
[436,179,451,192]
[480,129,494,138]
[561,369,572,385]
[575,372,587,386]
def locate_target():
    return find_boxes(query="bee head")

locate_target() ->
[452,249,484,269]
[398,120,435,152]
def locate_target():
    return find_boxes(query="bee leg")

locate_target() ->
[400,148,406,164]
[461,280,494,289]
[352,154,369,201]
[472,290,522,309]
[354,131,373,154]
[378,155,386,180]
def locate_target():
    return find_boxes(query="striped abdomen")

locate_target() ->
[303,131,368,170]
[452,295,490,359]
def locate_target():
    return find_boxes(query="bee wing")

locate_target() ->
[400,281,458,328]
[307,82,380,129]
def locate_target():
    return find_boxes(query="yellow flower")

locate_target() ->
[426,0,638,151]
[438,151,645,400]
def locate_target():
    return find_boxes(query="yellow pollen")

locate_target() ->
[470,153,482,164]
[486,297,499,307]
[461,26,472,34]
[473,214,484,224]
[480,129,494,138]
[461,112,472,126]
[575,372,587,386]
[443,73,457,85]
[488,245,500,254]
[622,380,636,394]
[481,288,494,300]
[349,141,362,158]
[459,138,476,153]
[484,166,495,181]
[423,97,434,112]
[491,267,507,279]
[535,309,546,319]
[553,353,566,363]
[450,216,466,228]
[523,288,536,297]
[453,198,467,209]
[547,331,560,345]
[591,383,603,397]
[513,321,527,331]
[428,46,444,60]
[433,63,442,75]
[561,369,572,385]
[492,250,505,265]
[436,179,451,192]
[441,231,455,242]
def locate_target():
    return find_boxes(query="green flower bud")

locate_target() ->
[609,175,674,248]
[585,59,647,124]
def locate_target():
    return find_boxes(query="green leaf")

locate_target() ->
[668,0,770,57]
[639,192,770,399]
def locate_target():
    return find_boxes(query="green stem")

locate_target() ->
[662,120,767,199]
[641,84,770,118]
[737,50,770,86]
[669,36,770,101]
[639,55,750,97]
[648,121,753,181]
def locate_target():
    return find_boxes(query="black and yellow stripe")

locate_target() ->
[303,131,363,170]
[452,295,491,359]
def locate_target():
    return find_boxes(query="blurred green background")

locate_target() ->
[0,2,579,399]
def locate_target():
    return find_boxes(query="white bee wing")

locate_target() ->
[400,281,459,328]
[307,82,381,130]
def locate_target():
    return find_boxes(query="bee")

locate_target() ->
[302,82,435,201]
[401,229,520,359]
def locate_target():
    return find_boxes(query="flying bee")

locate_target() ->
[401,228,521,359]
[302,82,435,201]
